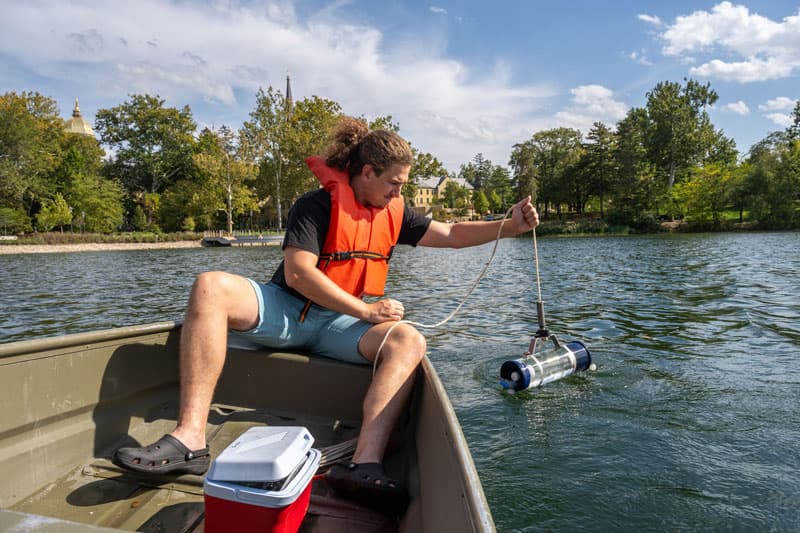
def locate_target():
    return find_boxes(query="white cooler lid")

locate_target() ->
[207,426,315,482]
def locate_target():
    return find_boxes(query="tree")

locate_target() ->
[408,150,447,202]
[158,127,258,232]
[442,180,462,208]
[0,207,32,233]
[279,95,341,203]
[51,130,124,233]
[37,193,72,232]
[787,100,800,141]
[472,189,489,215]
[54,134,105,195]
[367,115,400,133]
[743,132,800,228]
[512,128,583,216]
[95,94,197,194]
[672,163,733,229]
[242,87,341,229]
[645,79,718,189]
[459,153,492,190]
[69,173,125,232]
[611,107,660,223]
[484,164,513,211]
[0,91,65,220]
[510,139,538,202]
[584,122,617,218]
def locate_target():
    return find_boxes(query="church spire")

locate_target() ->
[285,73,293,113]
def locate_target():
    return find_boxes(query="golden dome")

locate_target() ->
[65,98,95,136]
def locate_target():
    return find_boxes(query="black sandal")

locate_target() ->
[326,462,408,514]
[113,434,210,476]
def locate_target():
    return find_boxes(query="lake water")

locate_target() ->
[1,232,799,531]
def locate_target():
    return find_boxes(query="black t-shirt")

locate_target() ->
[270,188,432,298]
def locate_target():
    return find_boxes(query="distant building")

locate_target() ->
[411,175,473,209]
[64,98,94,136]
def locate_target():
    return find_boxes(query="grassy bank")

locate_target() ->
[0,231,202,246]
[533,217,655,237]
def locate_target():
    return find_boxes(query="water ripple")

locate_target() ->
[2,232,799,530]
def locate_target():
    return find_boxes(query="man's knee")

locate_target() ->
[192,271,235,299]
[384,323,426,365]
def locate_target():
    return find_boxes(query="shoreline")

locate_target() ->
[0,240,203,255]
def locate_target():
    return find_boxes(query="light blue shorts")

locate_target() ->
[230,280,372,365]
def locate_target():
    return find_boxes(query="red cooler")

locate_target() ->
[204,426,321,533]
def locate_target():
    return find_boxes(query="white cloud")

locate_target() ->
[638,14,662,26]
[721,101,749,115]
[627,50,652,66]
[690,57,794,82]
[758,96,796,111]
[657,2,800,83]
[430,6,447,15]
[765,112,793,127]
[553,85,628,132]
[0,0,556,170]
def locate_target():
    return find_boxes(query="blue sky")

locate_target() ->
[1,0,798,172]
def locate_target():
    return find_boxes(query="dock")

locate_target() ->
[201,232,283,247]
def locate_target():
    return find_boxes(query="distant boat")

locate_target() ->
[0,322,495,532]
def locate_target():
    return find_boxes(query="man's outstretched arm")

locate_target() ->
[417,196,539,249]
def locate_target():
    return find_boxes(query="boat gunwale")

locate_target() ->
[419,356,495,531]
[0,322,179,359]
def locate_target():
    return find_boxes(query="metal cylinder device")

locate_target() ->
[500,340,591,392]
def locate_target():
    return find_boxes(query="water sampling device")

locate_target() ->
[499,228,593,392]
[371,204,593,392]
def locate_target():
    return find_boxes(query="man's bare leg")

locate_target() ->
[169,271,260,451]
[353,322,426,464]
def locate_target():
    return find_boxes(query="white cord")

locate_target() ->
[372,206,516,376]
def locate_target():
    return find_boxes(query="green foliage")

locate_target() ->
[744,136,800,229]
[472,189,489,215]
[0,207,32,233]
[645,79,720,188]
[672,163,733,229]
[367,115,400,133]
[69,173,125,232]
[459,153,493,190]
[131,205,148,231]
[485,165,513,210]
[242,87,341,227]
[0,91,65,216]
[787,100,800,141]
[583,122,617,218]
[509,128,583,216]
[95,94,197,193]
[442,181,462,208]
[37,193,72,231]
[5,81,798,238]
[407,150,447,201]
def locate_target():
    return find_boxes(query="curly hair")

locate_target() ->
[323,116,413,178]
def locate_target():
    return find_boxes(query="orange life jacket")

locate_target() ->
[305,156,404,299]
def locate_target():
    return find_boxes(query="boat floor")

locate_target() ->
[8,401,405,532]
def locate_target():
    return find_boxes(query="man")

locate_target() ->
[114,118,539,513]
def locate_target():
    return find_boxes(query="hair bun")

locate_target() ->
[324,117,369,170]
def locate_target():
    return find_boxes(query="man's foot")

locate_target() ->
[113,434,210,475]
[326,462,408,514]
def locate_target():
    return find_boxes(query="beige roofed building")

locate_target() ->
[64,98,95,136]
[411,175,473,209]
